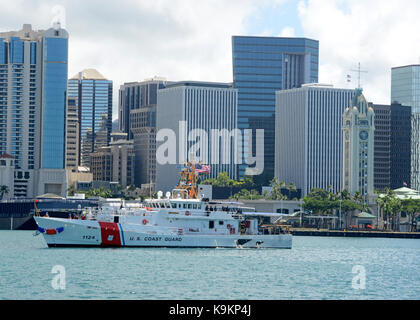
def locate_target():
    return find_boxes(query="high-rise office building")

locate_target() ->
[0,153,14,200]
[391,65,420,190]
[372,103,411,191]
[90,139,135,188]
[68,69,113,168]
[118,78,168,187]
[0,24,68,198]
[156,81,238,192]
[65,96,79,170]
[275,84,355,197]
[342,89,375,197]
[232,36,319,182]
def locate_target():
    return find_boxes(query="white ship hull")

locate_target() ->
[34,217,292,249]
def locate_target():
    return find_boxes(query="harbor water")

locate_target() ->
[0,231,419,300]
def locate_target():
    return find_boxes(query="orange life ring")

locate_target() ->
[142,219,148,225]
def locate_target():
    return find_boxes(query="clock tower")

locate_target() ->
[342,88,375,198]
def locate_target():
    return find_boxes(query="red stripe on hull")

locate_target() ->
[98,222,122,246]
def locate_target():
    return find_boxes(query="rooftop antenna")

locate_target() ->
[350,62,368,89]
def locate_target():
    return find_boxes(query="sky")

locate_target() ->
[1,0,420,120]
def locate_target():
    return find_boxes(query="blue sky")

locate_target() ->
[244,0,304,37]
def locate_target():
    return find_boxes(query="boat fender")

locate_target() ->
[142,219,149,225]
[185,211,190,216]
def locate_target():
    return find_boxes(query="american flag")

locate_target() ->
[196,164,211,174]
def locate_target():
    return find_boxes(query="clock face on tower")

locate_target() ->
[359,130,368,141]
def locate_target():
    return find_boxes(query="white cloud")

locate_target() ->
[298,0,420,104]
[2,0,419,115]
[279,26,295,37]
[0,0,275,119]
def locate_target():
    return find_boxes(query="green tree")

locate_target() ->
[286,182,297,200]
[401,198,420,232]
[336,190,363,229]
[376,188,401,231]
[270,178,286,200]
[0,185,9,200]
[112,184,123,197]
[231,189,264,200]
[67,184,76,197]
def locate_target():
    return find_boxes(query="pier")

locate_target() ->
[292,228,420,239]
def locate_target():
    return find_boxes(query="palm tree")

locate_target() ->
[0,185,9,200]
[67,184,76,197]
[376,188,401,231]
[286,182,297,200]
[270,178,286,200]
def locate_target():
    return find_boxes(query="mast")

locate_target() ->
[175,161,199,199]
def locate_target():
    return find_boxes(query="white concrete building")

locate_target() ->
[275,84,355,196]
[0,153,14,200]
[156,81,238,193]
[342,88,375,198]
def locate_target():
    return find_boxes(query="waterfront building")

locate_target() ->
[0,153,14,200]
[0,24,68,198]
[342,89,375,198]
[391,65,420,190]
[90,139,135,188]
[232,36,319,182]
[118,77,168,187]
[68,68,113,168]
[156,81,238,193]
[275,84,355,197]
[65,96,79,170]
[372,103,411,190]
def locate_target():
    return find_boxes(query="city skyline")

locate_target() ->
[1,0,420,120]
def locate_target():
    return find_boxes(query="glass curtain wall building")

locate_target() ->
[232,36,319,183]
[371,103,411,190]
[0,24,68,198]
[68,69,113,168]
[391,65,420,190]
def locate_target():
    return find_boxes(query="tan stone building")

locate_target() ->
[90,139,135,188]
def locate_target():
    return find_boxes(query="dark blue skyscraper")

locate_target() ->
[41,30,68,169]
[232,36,319,182]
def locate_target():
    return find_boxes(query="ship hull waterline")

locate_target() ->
[34,217,292,249]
